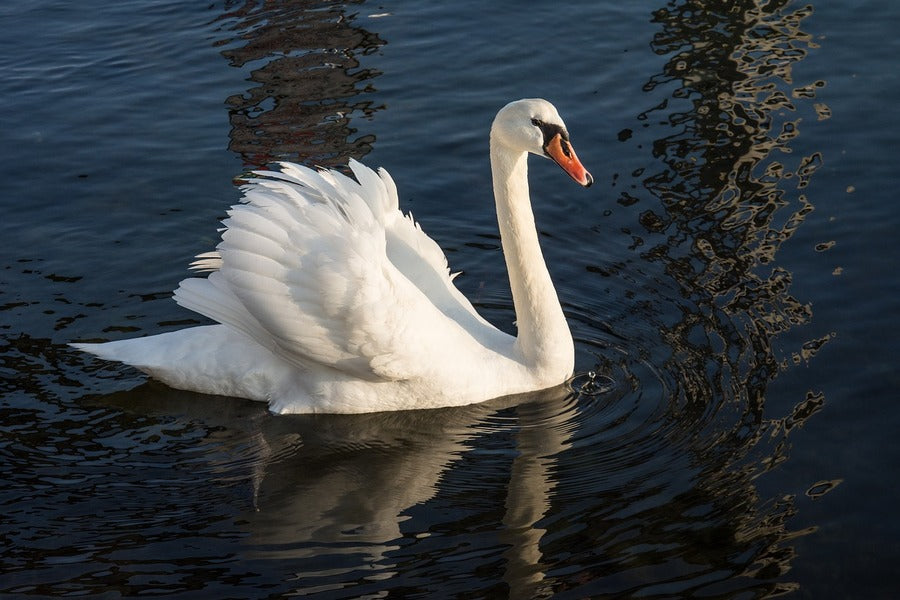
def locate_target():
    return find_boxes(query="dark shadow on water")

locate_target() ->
[568,0,830,596]
[212,0,384,168]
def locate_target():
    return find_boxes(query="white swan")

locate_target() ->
[73,99,593,414]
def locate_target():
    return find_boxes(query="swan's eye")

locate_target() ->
[531,118,542,127]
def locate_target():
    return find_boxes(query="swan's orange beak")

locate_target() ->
[545,133,593,187]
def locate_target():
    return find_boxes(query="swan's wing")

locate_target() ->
[372,165,494,331]
[173,160,479,381]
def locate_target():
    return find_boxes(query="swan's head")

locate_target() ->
[491,98,593,187]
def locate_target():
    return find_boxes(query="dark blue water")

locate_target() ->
[2,0,898,597]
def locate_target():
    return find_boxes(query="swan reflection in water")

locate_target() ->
[93,361,800,597]
[98,380,588,597]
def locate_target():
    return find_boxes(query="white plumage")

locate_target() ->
[73,99,593,414]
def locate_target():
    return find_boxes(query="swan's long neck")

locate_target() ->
[490,138,574,380]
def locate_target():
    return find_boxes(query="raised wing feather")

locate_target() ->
[173,160,487,382]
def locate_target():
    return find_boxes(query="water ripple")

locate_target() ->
[0,0,844,597]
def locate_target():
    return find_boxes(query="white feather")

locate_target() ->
[73,99,588,413]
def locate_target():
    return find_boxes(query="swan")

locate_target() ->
[73,98,593,414]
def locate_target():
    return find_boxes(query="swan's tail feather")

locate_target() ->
[70,338,155,370]
[72,325,294,404]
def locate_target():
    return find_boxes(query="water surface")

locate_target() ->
[1,0,898,597]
